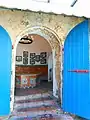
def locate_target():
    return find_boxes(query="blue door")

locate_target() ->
[0,26,12,116]
[63,20,90,119]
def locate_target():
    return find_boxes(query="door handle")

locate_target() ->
[68,70,90,73]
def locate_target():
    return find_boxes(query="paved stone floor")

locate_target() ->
[10,91,74,120]
[0,81,87,120]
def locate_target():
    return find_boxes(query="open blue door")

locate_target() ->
[0,26,12,116]
[63,20,90,119]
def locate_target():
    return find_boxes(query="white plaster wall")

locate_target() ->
[16,34,52,65]
[50,0,72,5]
[52,49,58,98]
[48,52,53,81]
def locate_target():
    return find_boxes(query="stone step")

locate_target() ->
[14,100,56,109]
[15,96,52,104]
[10,110,74,120]
[10,114,63,120]
[16,105,56,112]
[10,114,74,120]
[12,90,74,120]
[12,108,63,118]
[15,92,50,101]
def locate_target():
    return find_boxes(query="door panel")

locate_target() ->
[63,20,90,119]
[0,26,12,115]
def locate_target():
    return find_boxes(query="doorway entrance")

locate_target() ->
[11,26,61,112]
[14,34,53,96]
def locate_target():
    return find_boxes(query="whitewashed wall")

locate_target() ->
[16,34,52,65]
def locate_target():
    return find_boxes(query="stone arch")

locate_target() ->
[10,26,62,111]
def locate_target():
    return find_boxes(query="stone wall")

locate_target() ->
[0,9,85,107]
[0,10,84,45]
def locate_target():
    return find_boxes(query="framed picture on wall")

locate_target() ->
[30,58,35,65]
[23,51,28,57]
[40,58,47,64]
[35,55,40,62]
[30,53,36,58]
[23,57,28,64]
[40,52,47,58]
[16,56,22,62]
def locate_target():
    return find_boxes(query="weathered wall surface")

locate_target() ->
[0,10,84,45]
[0,9,85,106]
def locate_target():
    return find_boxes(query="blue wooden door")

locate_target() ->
[63,20,90,119]
[0,26,12,116]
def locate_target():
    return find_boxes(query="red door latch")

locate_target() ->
[68,70,90,73]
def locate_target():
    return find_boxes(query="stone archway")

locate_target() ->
[10,26,62,111]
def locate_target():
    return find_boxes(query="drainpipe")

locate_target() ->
[71,0,77,7]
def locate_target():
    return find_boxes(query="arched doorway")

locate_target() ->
[63,20,90,119]
[0,26,12,116]
[11,26,62,111]
[15,34,53,95]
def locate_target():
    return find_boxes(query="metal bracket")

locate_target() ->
[71,0,77,7]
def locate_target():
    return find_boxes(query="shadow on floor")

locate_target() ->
[15,80,53,96]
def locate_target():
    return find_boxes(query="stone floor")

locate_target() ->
[10,91,74,120]
[14,81,53,96]
[0,81,87,120]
